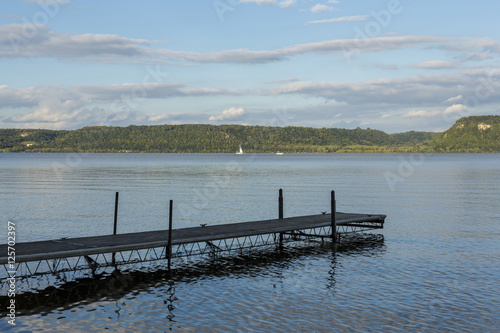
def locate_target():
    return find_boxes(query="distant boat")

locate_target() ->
[276,152,284,155]
[236,145,243,154]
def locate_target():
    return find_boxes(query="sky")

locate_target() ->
[1,0,500,133]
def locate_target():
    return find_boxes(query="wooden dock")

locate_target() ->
[0,212,384,265]
[0,190,385,279]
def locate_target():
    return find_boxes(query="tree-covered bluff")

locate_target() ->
[0,124,401,153]
[1,116,499,153]
[424,115,500,152]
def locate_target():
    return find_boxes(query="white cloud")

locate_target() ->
[2,105,210,130]
[77,82,192,101]
[443,104,467,115]
[0,84,42,108]
[381,114,392,119]
[233,0,296,7]
[192,36,457,64]
[443,95,463,104]
[441,37,500,62]
[264,77,299,84]
[146,113,171,123]
[181,87,248,96]
[2,70,499,130]
[1,24,483,65]
[372,63,398,70]
[279,0,296,8]
[0,82,249,129]
[23,0,69,3]
[0,82,246,114]
[209,107,246,121]
[311,4,334,13]
[307,15,369,25]
[270,69,500,106]
[240,0,277,5]
[401,104,468,119]
[402,110,441,118]
[462,52,493,61]
[0,24,151,60]
[440,37,500,53]
[274,35,458,62]
[410,60,456,69]
[10,106,76,123]
[7,106,109,129]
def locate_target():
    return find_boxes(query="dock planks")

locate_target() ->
[0,212,385,264]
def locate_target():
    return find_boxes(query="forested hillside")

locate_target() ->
[425,115,500,152]
[0,124,404,153]
[390,131,440,145]
[0,129,68,151]
[1,116,498,153]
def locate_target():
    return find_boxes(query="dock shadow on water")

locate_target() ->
[0,234,384,317]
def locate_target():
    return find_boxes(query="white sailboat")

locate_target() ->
[236,145,243,154]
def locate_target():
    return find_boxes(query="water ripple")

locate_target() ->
[1,153,500,332]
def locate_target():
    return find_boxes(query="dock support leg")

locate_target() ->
[278,189,284,247]
[114,192,119,235]
[167,200,173,271]
[279,188,283,220]
[112,191,119,266]
[84,255,98,276]
[331,190,337,243]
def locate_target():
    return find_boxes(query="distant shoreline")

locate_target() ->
[2,151,499,154]
[1,116,499,153]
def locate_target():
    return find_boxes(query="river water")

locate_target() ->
[0,153,499,332]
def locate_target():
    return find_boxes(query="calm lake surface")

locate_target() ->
[1,153,499,332]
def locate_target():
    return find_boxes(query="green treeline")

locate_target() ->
[0,125,403,153]
[1,115,499,153]
[426,115,500,152]
[389,131,440,145]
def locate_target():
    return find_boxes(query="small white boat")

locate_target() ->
[276,152,284,155]
[236,145,243,154]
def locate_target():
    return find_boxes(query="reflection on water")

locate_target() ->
[0,234,385,318]
[1,153,500,332]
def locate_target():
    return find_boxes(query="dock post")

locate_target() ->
[279,189,284,247]
[113,192,119,235]
[167,199,173,271]
[112,191,119,266]
[331,190,337,243]
[279,188,283,219]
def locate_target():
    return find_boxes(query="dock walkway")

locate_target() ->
[1,212,385,265]
[1,190,386,279]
